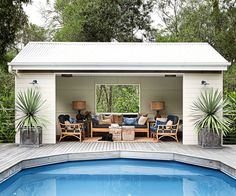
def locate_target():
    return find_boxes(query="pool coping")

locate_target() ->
[1,150,236,183]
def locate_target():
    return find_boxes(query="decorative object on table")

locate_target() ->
[16,88,48,147]
[109,126,122,141]
[58,114,85,142]
[151,101,165,119]
[84,111,92,121]
[122,126,135,141]
[191,88,231,148]
[72,101,86,120]
[110,123,119,128]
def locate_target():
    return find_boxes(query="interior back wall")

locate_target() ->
[56,76,182,133]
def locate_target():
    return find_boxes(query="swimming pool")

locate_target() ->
[0,159,236,196]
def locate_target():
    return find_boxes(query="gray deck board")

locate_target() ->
[1,142,236,182]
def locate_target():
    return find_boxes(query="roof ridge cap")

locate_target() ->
[27,42,209,46]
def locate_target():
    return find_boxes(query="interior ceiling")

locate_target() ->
[57,73,183,77]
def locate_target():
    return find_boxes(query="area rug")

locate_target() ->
[83,137,157,142]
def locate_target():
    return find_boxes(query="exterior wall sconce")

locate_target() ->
[201,80,209,86]
[30,80,38,85]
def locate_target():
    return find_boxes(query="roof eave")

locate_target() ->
[8,62,229,71]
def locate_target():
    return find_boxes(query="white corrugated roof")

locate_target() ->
[8,42,230,71]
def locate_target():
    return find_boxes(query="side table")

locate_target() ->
[122,126,135,141]
[109,126,122,141]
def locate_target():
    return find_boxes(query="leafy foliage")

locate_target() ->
[54,0,154,42]
[0,0,31,72]
[0,73,15,143]
[96,85,139,113]
[0,104,15,143]
[16,88,47,128]
[16,23,48,46]
[223,91,236,144]
[191,88,231,136]
[155,0,236,64]
[224,63,236,92]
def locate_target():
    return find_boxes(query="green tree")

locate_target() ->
[16,23,48,46]
[155,0,236,64]
[54,0,154,42]
[96,85,139,113]
[0,71,15,143]
[0,0,31,72]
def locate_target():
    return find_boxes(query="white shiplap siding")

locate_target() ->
[182,73,223,145]
[15,73,56,144]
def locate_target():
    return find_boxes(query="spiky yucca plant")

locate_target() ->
[16,88,47,129]
[191,88,231,136]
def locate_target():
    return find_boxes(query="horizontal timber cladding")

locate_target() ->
[15,73,56,144]
[182,72,223,145]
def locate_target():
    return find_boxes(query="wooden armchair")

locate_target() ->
[58,115,85,142]
[152,115,180,142]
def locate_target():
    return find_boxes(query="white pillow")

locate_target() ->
[156,118,167,123]
[166,120,173,129]
[104,114,113,120]
[99,118,112,125]
[138,116,148,125]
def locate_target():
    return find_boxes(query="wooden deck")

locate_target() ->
[1,141,236,182]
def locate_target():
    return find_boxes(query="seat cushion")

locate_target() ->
[65,129,82,133]
[93,124,110,128]
[134,124,147,128]
[154,120,166,128]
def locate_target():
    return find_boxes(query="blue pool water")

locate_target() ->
[0,159,236,196]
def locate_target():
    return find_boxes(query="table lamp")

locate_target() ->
[151,101,165,119]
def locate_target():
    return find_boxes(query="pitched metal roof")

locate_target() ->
[8,42,230,71]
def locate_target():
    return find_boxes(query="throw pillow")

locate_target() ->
[104,114,113,121]
[99,118,112,125]
[138,116,148,125]
[166,120,173,129]
[69,117,77,123]
[156,118,167,123]
[98,114,104,120]
[64,121,73,130]
[124,117,137,125]
[113,115,123,124]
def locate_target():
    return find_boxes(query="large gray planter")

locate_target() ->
[198,128,222,148]
[20,126,42,147]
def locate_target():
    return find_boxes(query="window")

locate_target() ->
[96,84,140,113]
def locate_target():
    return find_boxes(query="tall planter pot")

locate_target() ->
[198,127,222,148]
[20,126,42,147]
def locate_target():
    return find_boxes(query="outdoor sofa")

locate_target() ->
[91,114,150,137]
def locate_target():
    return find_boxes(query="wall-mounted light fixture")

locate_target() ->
[201,80,209,86]
[30,80,38,85]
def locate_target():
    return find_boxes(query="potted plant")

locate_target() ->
[16,88,47,147]
[191,88,231,148]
